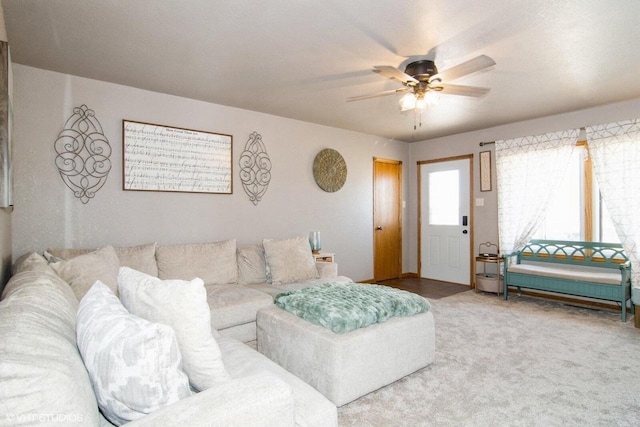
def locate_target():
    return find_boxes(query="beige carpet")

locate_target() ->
[337,291,640,427]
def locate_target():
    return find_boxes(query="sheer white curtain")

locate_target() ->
[496,129,578,258]
[587,119,640,294]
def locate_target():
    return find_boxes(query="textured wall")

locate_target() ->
[11,65,409,282]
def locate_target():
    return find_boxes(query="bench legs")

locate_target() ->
[621,297,636,323]
[504,281,633,323]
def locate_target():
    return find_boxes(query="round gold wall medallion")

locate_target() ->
[313,148,347,192]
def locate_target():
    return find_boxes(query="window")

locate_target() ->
[532,143,620,243]
[428,170,459,225]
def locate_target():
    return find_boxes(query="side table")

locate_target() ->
[474,242,503,294]
[312,252,335,263]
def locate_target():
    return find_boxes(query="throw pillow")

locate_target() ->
[77,281,191,425]
[12,252,55,275]
[44,247,92,262]
[50,246,120,301]
[45,243,159,277]
[156,240,238,285]
[237,244,270,284]
[263,236,319,285]
[117,267,230,391]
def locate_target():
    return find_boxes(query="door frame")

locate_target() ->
[373,157,403,281]
[417,154,475,287]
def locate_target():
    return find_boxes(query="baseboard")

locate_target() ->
[360,273,417,283]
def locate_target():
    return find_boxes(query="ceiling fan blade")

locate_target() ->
[347,87,409,102]
[437,84,490,97]
[373,65,418,84]
[430,55,496,82]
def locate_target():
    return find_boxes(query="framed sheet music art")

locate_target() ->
[123,120,232,194]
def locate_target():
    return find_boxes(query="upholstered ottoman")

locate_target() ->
[257,305,435,406]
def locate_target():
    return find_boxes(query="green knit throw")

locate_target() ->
[274,282,430,334]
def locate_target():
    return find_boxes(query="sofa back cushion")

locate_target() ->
[0,270,100,426]
[156,240,238,285]
[114,243,159,276]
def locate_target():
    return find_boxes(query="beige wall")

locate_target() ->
[11,65,410,282]
[0,3,11,290]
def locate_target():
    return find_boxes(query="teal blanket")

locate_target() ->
[274,282,431,334]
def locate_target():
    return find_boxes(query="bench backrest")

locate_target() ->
[518,239,628,269]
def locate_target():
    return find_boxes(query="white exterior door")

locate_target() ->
[420,158,471,285]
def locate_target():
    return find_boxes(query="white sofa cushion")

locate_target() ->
[118,267,230,391]
[509,261,624,285]
[263,236,319,285]
[216,335,338,427]
[50,245,120,300]
[77,281,191,425]
[156,240,238,285]
[206,284,274,330]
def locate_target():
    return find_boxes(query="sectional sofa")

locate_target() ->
[0,237,351,426]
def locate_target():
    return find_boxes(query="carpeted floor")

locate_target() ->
[337,290,640,427]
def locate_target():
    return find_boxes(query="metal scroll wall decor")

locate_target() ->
[54,104,112,204]
[239,131,271,205]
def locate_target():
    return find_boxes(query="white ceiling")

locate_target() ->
[3,0,640,142]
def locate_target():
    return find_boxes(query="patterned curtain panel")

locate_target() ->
[587,119,640,291]
[496,129,578,259]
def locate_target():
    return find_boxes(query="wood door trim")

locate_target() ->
[373,157,403,281]
[417,154,474,287]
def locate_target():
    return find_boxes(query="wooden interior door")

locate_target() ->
[373,158,402,281]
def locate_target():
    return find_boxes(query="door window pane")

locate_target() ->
[429,170,459,225]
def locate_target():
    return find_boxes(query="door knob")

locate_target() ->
[376,226,383,230]
[462,230,468,234]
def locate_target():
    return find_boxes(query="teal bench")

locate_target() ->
[503,240,633,321]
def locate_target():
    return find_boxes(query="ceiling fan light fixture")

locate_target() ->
[424,90,440,106]
[399,92,417,111]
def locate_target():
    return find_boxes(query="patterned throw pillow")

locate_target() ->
[118,267,230,391]
[50,246,120,301]
[77,281,191,425]
[237,244,270,284]
[263,236,319,285]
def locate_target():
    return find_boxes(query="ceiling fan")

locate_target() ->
[348,55,496,112]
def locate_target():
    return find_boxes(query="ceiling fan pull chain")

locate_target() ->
[413,109,423,130]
